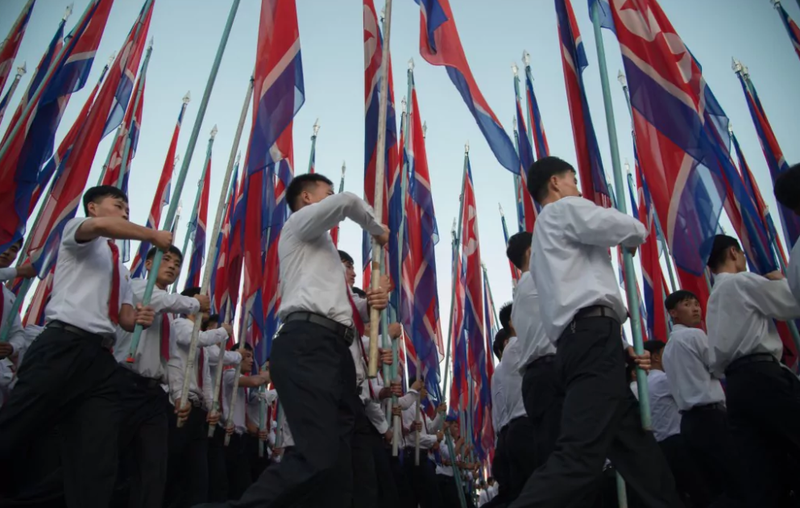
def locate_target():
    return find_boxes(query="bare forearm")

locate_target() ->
[238,374,268,388]
[77,217,155,243]
[119,305,137,332]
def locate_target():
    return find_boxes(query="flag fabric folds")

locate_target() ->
[776,2,800,63]
[0,0,35,96]
[555,0,611,209]
[524,65,550,160]
[185,155,210,290]
[101,69,148,193]
[513,82,538,232]
[130,98,187,278]
[415,0,519,175]
[0,0,116,253]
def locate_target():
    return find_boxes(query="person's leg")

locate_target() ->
[351,409,378,508]
[201,323,346,507]
[505,416,538,502]
[225,433,252,502]
[125,384,169,508]
[331,342,358,508]
[184,408,210,507]
[207,426,229,502]
[372,434,400,508]
[420,458,444,508]
[658,434,714,507]
[522,359,563,472]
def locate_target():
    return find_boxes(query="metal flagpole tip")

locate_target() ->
[452,218,457,235]
[147,36,154,50]
[408,58,414,70]
[732,57,743,74]
[313,118,320,136]
[17,62,26,76]
[341,161,346,176]
[624,159,631,174]
[210,125,219,139]
[108,51,117,67]
[63,3,74,20]
[183,91,191,104]
[498,203,504,216]
[617,70,626,86]
[522,50,531,66]
[465,141,470,153]
[728,122,734,135]
[401,96,407,114]
[772,0,781,8]
[236,151,241,165]
[511,62,519,76]
[422,121,427,139]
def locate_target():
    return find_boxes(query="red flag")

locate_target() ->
[0,0,35,95]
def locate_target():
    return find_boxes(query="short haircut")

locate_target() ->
[207,313,220,325]
[83,185,128,216]
[285,173,334,212]
[230,342,253,352]
[526,156,575,203]
[706,235,741,271]
[498,302,513,331]
[774,163,800,212]
[665,290,699,311]
[181,287,201,299]
[506,231,532,270]
[352,287,367,298]
[146,245,183,263]
[643,340,666,355]
[493,328,510,360]
[339,250,354,265]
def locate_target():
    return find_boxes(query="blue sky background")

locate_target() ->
[1,0,799,350]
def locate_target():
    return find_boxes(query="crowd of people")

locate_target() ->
[0,155,797,508]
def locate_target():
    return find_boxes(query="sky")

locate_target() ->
[2,0,799,355]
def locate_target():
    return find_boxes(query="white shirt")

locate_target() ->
[277,404,295,448]
[646,370,682,442]
[114,279,200,382]
[531,196,647,341]
[662,324,725,411]
[46,217,134,335]
[277,192,383,327]
[490,357,508,432]
[789,240,800,306]
[0,267,18,281]
[222,369,248,434]
[205,343,242,398]
[402,404,442,450]
[436,437,454,476]
[707,271,800,375]
[497,337,527,422]
[2,286,25,355]
[511,272,556,372]
[166,317,228,407]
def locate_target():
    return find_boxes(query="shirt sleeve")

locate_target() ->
[365,400,389,434]
[120,267,134,307]
[61,218,93,251]
[137,281,200,315]
[0,267,17,281]
[561,197,648,249]
[741,273,800,321]
[428,412,444,433]
[174,320,228,347]
[290,192,384,242]
[398,390,418,410]
[7,312,25,354]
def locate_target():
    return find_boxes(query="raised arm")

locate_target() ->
[291,192,385,242]
[72,216,172,247]
[742,274,800,321]
[561,197,648,249]
[132,280,200,315]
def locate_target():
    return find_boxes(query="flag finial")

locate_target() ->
[107,51,117,67]
[624,159,631,174]
[17,62,26,76]
[522,51,531,66]
[732,57,744,74]
[341,161,346,177]
[64,3,74,21]
[147,36,154,50]
[728,122,734,135]
[408,58,414,70]
[174,155,180,166]
[498,203,504,217]
[401,96,407,114]
[183,91,191,104]
[422,121,427,139]
[313,118,320,137]
[511,62,519,76]
[210,125,218,139]
[772,0,781,7]
[236,151,241,165]
[617,70,626,86]
[465,141,470,153]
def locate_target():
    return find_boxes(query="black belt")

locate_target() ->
[283,312,356,345]
[573,305,619,323]
[681,402,725,415]
[47,320,115,350]
[531,354,556,368]
[725,353,778,376]
[120,367,162,389]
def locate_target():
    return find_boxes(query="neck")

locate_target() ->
[652,364,664,372]
[714,263,740,276]
[156,282,168,290]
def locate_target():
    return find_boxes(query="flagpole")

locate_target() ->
[127,0,241,373]
[368,0,393,379]
[204,74,254,438]
[0,63,26,124]
[173,126,216,292]
[590,2,652,429]
[307,119,319,173]
[522,51,536,152]
[618,71,679,294]
[116,39,153,189]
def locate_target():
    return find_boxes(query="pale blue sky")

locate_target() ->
[1,0,799,343]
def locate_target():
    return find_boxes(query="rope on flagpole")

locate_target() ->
[129,0,241,428]
[368,0,393,379]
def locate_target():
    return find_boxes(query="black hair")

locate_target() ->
[498,302,512,331]
[181,287,202,299]
[146,245,184,263]
[230,342,253,352]
[285,173,334,212]
[493,328,510,360]
[643,340,666,356]
[82,185,128,216]
[706,235,741,271]
[339,250,354,265]
[506,231,533,270]
[774,163,800,213]
[665,290,699,311]
[352,287,367,298]
[526,156,576,203]
[207,314,220,324]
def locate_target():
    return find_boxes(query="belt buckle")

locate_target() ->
[344,327,355,345]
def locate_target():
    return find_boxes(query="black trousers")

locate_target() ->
[505,416,539,502]
[726,359,800,507]
[680,406,743,506]
[197,320,358,508]
[352,404,379,508]
[371,433,400,508]
[0,327,121,508]
[207,426,229,502]
[225,433,253,501]
[390,455,416,508]
[244,433,270,481]
[117,368,169,508]
[510,316,682,508]
[522,355,564,471]
[490,426,512,505]
[658,433,715,508]
[402,450,443,508]
[164,403,209,508]
[437,474,462,508]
